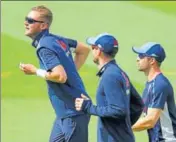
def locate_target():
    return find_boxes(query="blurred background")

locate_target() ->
[2,1,176,142]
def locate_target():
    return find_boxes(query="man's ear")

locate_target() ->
[40,23,48,30]
[150,58,156,65]
[97,48,102,56]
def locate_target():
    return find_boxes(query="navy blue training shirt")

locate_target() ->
[143,73,176,142]
[82,60,136,142]
[32,29,89,118]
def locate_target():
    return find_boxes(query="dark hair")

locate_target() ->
[155,59,161,67]
[103,47,119,58]
[148,57,162,67]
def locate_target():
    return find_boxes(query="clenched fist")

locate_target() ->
[75,94,90,111]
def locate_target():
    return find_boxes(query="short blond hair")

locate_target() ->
[31,5,53,27]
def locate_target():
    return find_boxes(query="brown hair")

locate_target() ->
[103,47,119,59]
[31,5,53,27]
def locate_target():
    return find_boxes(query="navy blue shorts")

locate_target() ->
[49,114,90,142]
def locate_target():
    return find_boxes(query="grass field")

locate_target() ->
[2,1,176,142]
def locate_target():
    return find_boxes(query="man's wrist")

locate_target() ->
[82,100,91,112]
[36,69,47,79]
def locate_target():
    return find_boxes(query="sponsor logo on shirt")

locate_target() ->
[121,72,130,87]
[56,40,67,51]
[121,72,130,95]
[56,40,71,57]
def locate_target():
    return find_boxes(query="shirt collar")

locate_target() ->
[96,59,116,77]
[32,29,49,48]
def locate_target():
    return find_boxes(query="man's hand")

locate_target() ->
[75,94,89,111]
[19,63,37,75]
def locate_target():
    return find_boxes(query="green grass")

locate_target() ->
[2,98,99,142]
[1,33,144,99]
[1,34,99,99]
[132,1,176,15]
[1,29,147,142]
[2,1,176,142]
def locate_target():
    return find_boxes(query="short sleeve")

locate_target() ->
[64,38,77,52]
[148,85,168,109]
[38,47,61,71]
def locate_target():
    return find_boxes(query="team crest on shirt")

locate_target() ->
[126,89,130,95]
[66,50,71,57]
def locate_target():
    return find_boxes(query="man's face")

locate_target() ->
[91,45,101,65]
[136,54,154,72]
[24,11,46,38]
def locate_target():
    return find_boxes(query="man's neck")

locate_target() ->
[98,58,113,70]
[31,34,38,40]
[145,67,161,82]
[31,29,49,48]
[31,29,48,40]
